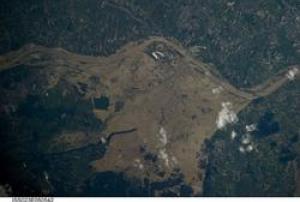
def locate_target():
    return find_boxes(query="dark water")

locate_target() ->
[94,96,110,110]
[255,111,280,138]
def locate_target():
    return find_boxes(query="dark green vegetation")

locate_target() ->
[84,170,193,197]
[1,0,300,87]
[0,0,299,196]
[203,79,300,196]
[0,65,106,195]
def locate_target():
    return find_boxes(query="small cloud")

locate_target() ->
[231,130,237,140]
[246,144,254,152]
[158,127,168,146]
[245,124,257,132]
[212,86,223,95]
[227,1,235,7]
[239,144,254,153]
[239,146,245,153]
[241,134,251,145]
[286,67,298,80]
[171,156,178,166]
[100,137,106,144]
[44,171,49,182]
[216,102,238,129]
[133,159,144,170]
[158,149,169,168]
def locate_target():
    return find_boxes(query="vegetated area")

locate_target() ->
[0,39,226,196]
[1,0,300,87]
[0,64,195,196]
[203,79,299,196]
[0,65,106,195]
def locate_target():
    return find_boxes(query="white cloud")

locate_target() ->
[100,137,106,144]
[239,146,245,153]
[171,156,178,166]
[216,102,238,129]
[245,124,257,132]
[133,159,144,170]
[231,130,237,140]
[158,149,169,168]
[158,127,168,146]
[44,171,49,182]
[239,144,254,153]
[246,144,254,152]
[286,67,298,80]
[212,86,223,94]
[241,134,251,145]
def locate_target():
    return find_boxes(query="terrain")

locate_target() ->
[204,77,300,196]
[1,0,300,88]
[0,37,298,196]
[1,0,300,197]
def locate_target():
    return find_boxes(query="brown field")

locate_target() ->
[0,37,298,195]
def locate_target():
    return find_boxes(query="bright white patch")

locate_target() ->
[138,164,144,170]
[44,171,49,182]
[241,134,251,144]
[158,149,169,168]
[156,127,170,168]
[151,52,159,60]
[231,130,237,140]
[151,51,165,60]
[216,102,238,129]
[133,159,144,170]
[246,144,254,152]
[158,127,168,146]
[156,51,165,57]
[239,146,245,153]
[246,124,257,132]
[212,86,223,95]
[100,137,106,144]
[286,67,298,80]
[171,156,178,166]
[227,2,235,7]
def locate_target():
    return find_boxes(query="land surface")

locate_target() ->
[0,37,298,196]
[1,0,300,88]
